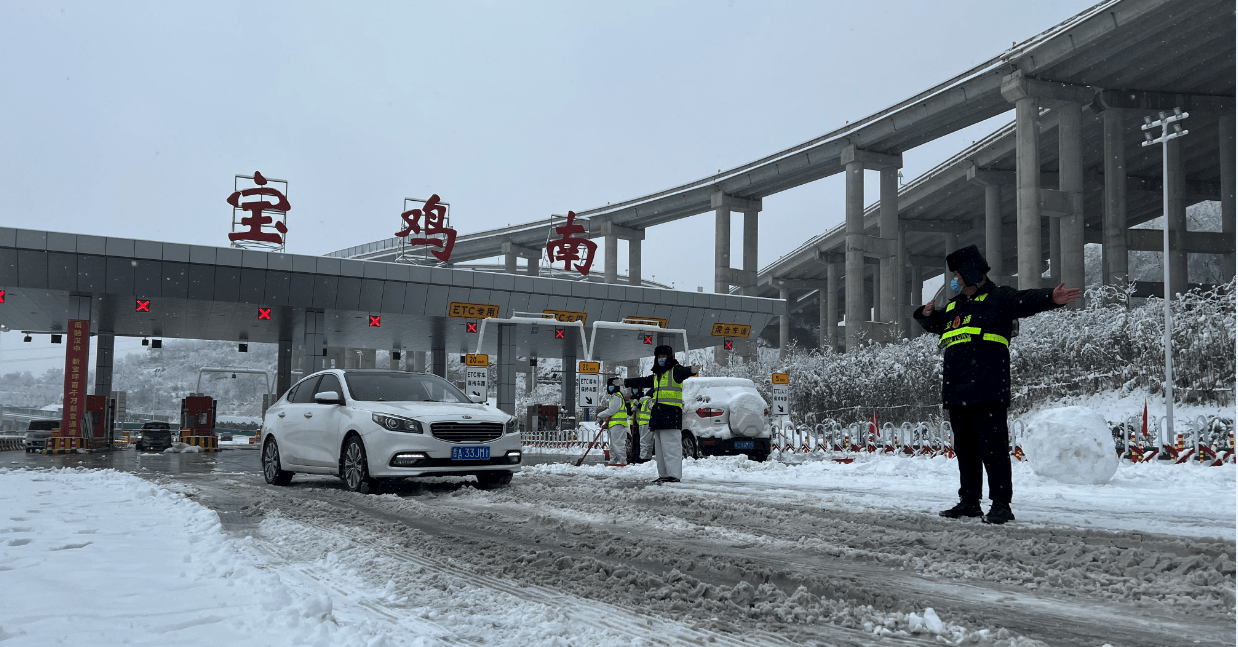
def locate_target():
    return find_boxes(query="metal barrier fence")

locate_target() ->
[769,420,955,460]
[521,428,596,452]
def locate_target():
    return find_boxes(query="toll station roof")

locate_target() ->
[0,228,782,361]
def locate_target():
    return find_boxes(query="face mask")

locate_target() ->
[657,357,667,366]
[607,385,617,393]
[949,277,962,293]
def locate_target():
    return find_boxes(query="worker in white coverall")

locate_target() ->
[633,388,654,463]
[597,378,631,466]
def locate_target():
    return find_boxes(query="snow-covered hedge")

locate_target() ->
[695,281,1235,426]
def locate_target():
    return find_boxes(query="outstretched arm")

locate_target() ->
[1006,283,1079,319]
[624,376,655,389]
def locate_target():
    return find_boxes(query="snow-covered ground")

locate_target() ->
[1,439,1232,646]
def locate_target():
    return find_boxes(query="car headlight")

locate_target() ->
[505,417,518,435]
[372,413,423,434]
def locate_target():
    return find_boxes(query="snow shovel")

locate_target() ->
[574,425,608,467]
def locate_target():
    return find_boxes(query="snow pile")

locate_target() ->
[1022,406,1118,485]
[0,467,398,646]
[684,377,768,439]
[163,441,203,453]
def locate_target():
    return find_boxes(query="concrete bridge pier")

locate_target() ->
[1057,102,1085,306]
[840,145,902,352]
[1103,108,1129,288]
[502,241,541,277]
[600,222,644,286]
[710,191,762,362]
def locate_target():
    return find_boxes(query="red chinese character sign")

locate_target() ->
[228,171,290,251]
[396,194,456,264]
[60,319,90,438]
[546,211,596,276]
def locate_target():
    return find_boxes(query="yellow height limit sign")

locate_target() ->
[577,361,600,374]
[465,354,489,366]
[771,372,790,416]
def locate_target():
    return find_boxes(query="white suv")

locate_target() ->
[682,377,772,461]
[261,370,520,493]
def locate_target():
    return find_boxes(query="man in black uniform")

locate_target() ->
[915,245,1081,524]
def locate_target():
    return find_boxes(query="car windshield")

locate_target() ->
[344,372,472,403]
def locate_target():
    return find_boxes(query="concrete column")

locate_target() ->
[715,206,731,294]
[870,265,879,322]
[342,347,358,369]
[431,348,447,379]
[879,166,899,322]
[301,310,325,377]
[826,262,839,352]
[628,238,642,286]
[817,282,828,350]
[604,234,618,284]
[984,184,1003,282]
[93,333,114,398]
[1015,97,1043,289]
[504,252,517,274]
[561,352,576,430]
[1167,137,1188,295]
[908,264,923,337]
[1058,104,1085,304]
[844,160,865,351]
[743,211,759,296]
[1220,114,1235,282]
[276,339,293,396]
[894,229,906,336]
[526,256,539,276]
[496,324,516,416]
[359,348,376,369]
[778,285,790,359]
[409,351,427,373]
[1103,108,1129,287]
[389,351,400,370]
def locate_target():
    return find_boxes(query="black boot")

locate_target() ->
[939,500,983,518]
[983,503,1015,525]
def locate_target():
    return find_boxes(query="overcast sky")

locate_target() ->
[0,0,1092,375]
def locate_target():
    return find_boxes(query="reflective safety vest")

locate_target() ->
[939,293,1009,351]
[607,395,629,428]
[652,370,684,409]
[634,398,652,426]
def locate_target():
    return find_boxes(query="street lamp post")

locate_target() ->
[1141,108,1189,444]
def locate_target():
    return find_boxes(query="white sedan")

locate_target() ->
[261,369,521,493]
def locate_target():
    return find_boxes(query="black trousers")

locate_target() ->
[948,404,1012,505]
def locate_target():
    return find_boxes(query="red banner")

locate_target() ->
[60,319,90,437]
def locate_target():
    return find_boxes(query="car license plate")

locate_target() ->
[451,446,490,461]
[734,440,755,450]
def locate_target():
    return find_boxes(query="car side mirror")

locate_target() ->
[468,393,486,404]
[314,391,343,405]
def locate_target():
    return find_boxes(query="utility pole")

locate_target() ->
[1141,108,1189,444]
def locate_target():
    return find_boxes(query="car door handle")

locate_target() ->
[303,412,313,418]
[278,412,286,418]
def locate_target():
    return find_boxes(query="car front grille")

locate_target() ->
[431,422,503,443]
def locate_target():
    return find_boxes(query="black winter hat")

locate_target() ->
[946,245,990,286]
[652,344,674,358]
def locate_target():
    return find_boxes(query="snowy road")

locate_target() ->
[3,449,1233,646]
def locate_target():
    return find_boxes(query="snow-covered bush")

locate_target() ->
[695,280,1235,426]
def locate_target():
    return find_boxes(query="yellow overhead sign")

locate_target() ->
[623,316,668,328]
[448,302,501,319]
[465,354,489,366]
[577,361,600,374]
[543,309,588,323]
[771,373,790,385]
[711,323,752,338]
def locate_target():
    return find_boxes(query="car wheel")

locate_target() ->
[341,436,379,494]
[681,432,699,459]
[262,438,293,486]
[476,471,513,489]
